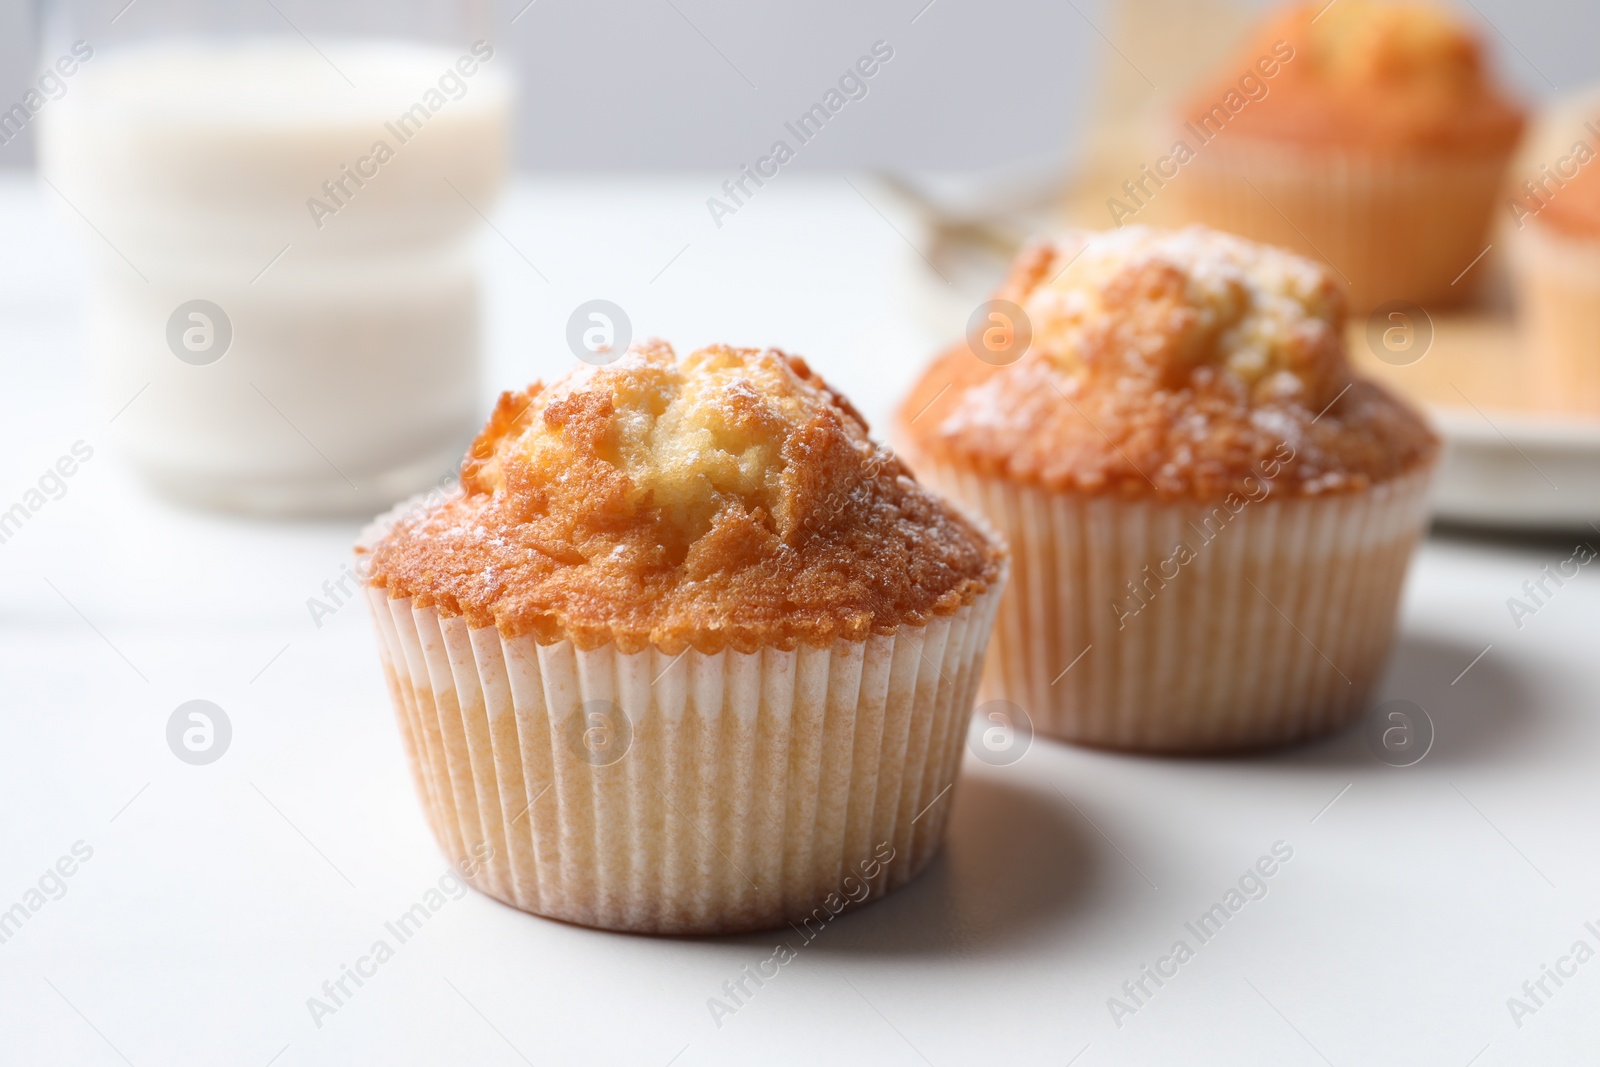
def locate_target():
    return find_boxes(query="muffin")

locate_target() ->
[1509,157,1600,414]
[358,341,1006,934]
[1171,0,1524,312]
[896,226,1438,753]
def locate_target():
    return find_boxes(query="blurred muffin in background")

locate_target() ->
[1169,0,1523,312]
[896,226,1438,753]
[1510,157,1600,413]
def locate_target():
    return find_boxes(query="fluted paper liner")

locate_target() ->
[915,461,1434,752]
[1173,137,1510,311]
[359,520,1003,935]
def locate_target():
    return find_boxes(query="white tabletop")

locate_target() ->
[1,171,1596,1066]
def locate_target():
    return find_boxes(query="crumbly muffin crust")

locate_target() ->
[364,341,1003,654]
[897,227,1437,500]
[1186,0,1523,155]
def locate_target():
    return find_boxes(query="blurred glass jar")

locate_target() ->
[36,0,510,515]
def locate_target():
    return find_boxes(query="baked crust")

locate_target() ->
[1184,0,1523,156]
[896,227,1438,500]
[363,341,1004,654]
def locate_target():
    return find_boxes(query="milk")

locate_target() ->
[40,38,511,515]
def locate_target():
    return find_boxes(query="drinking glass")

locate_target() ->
[35,0,510,515]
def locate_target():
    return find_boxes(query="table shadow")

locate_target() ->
[773,773,1097,959]
[1276,631,1543,770]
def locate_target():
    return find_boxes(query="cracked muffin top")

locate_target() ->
[896,226,1437,500]
[361,340,1004,654]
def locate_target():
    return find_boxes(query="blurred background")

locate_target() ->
[0,0,1596,522]
[3,0,1590,521]
[1,0,1594,173]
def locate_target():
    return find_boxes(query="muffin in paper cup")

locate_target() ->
[1167,0,1523,312]
[357,341,1005,935]
[896,226,1439,753]
[1508,169,1600,414]
[1177,141,1512,313]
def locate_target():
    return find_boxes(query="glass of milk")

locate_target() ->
[36,0,511,515]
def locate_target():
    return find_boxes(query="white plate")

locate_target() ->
[1429,405,1600,531]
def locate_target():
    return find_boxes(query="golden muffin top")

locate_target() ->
[1185,0,1523,154]
[362,340,1004,654]
[897,226,1438,500]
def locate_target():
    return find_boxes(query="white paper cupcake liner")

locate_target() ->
[1172,137,1510,311]
[914,461,1435,752]
[358,517,1004,935]
[1510,221,1600,413]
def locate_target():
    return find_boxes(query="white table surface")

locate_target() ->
[1,171,1597,1067]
